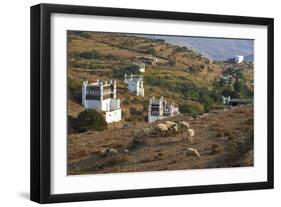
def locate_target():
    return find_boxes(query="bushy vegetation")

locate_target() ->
[79,32,92,39]
[71,109,107,133]
[179,102,204,114]
[147,48,156,55]
[188,64,205,73]
[79,50,102,59]
[174,46,189,53]
[68,78,82,102]
[212,69,253,99]
[145,74,218,112]
[112,64,140,80]
[183,89,199,100]
[168,59,176,66]
[125,107,144,122]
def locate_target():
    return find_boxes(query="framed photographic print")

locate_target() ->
[30,3,274,203]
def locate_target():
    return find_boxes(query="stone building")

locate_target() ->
[82,80,121,123]
[124,73,144,97]
[148,96,180,123]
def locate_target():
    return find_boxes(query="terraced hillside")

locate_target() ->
[67,31,253,120]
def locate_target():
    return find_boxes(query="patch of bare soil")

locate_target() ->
[67,105,253,175]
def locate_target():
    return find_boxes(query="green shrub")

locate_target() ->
[74,109,107,132]
[68,78,81,93]
[179,102,204,114]
[79,32,92,39]
[199,94,215,111]
[184,89,199,100]
[112,64,140,80]
[129,107,142,116]
[147,48,156,55]
[68,78,82,102]
[142,100,149,111]
[168,59,176,66]
[174,46,188,53]
[79,50,101,59]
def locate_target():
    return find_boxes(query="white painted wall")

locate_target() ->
[84,98,120,112]
[0,0,280,207]
[105,109,122,123]
[235,55,244,63]
[128,80,144,96]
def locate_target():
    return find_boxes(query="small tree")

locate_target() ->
[147,48,156,55]
[75,109,107,132]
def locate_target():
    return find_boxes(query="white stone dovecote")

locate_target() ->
[82,80,121,123]
[148,96,180,123]
[124,73,144,97]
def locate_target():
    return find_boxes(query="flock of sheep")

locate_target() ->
[154,121,200,159]
[134,120,195,143]
[100,120,201,160]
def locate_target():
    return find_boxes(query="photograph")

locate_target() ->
[67,31,254,175]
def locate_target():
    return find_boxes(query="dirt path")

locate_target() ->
[68,104,253,175]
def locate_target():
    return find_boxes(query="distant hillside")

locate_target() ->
[138,35,254,61]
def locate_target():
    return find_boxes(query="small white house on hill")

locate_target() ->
[124,73,144,97]
[234,55,244,63]
[82,80,121,123]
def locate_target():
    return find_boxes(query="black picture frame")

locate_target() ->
[30,3,274,204]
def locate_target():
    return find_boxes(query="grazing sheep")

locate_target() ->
[100,148,109,157]
[184,148,201,159]
[183,128,195,143]
[155,123,169,136]
[164,121,178,136]
[100,148,118,157]
[164,121,177,128]
[171,124,178,136]
[123,149,129,154]
[108,148,118,155]
[178,121,190,132]
[187,128,195,143]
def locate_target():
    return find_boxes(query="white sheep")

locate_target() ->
[100,148,118,157]
[183,128,195,143]
[164,121,178,135]
[187,128,195,143]
[164,121,177,128]
[184,148,201,159]
[108,148,118,155]
[171,124,178,136]
[154,123,169,136]
[100,148,109,157]
[178,121,190,132]
[123,149,129,154]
